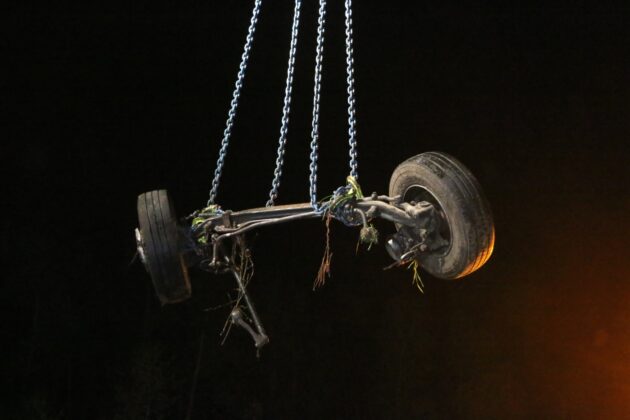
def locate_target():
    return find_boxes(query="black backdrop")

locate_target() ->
[5,2,629,419]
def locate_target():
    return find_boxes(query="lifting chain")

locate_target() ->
[309,0,327,209]
[266,0,302,207]
[207,0,262,206]
[208,0,359,209]
[344,0,359,181]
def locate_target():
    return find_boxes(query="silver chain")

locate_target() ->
[208,0,262,206]
[208,0,358,207]
[345,0,359,180]
[266,0,302,207]
[309,0,327,209]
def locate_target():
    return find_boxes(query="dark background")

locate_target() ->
[4,2,629,419]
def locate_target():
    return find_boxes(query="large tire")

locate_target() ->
[389,152,495,279]
[137,190,191,304]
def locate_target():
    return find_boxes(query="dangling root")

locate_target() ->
[313,176,367,288]
[407,260,425,293]
[314,213,333,290]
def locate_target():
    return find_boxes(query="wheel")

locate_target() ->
[388,152,495,279]
[136,190,191,304]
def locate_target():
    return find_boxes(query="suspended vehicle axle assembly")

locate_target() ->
[135,152,495,351]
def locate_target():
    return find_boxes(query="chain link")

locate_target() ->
[266,0,302,207]
[309,0,327,209]
[208,0,262,206]
[345,0,359,180]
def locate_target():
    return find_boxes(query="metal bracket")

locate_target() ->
[227,261,269,350]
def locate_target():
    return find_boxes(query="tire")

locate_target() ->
[137,190,192,304]
[389,152,495,279]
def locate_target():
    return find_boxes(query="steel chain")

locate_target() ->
[208,0,263,206]
[266,0,302,207]
[345,0,359,180]
[308,0,327,209]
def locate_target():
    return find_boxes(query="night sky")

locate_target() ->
[5,2,630,419]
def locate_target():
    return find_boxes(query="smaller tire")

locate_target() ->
[137,190,191,304]
[389,152,495,279]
